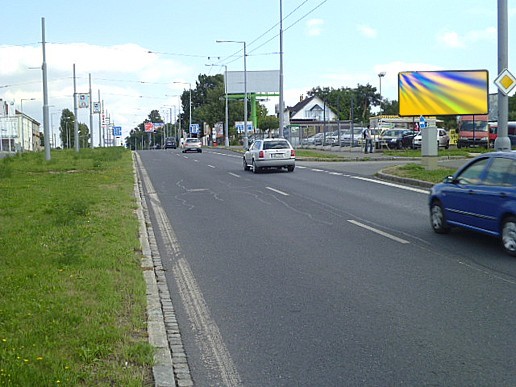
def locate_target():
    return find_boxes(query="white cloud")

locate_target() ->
[357,24,377,39]
[0,42,194,139]
[436,27,496,49]
[306,19,324,36]
[437,31,465,48]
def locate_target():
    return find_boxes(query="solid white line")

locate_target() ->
[137,160,242,386]
[348,219,410,244]
[350,175,429,194]
[266,186,289,196]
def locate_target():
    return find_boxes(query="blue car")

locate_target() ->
[429,151,516,256]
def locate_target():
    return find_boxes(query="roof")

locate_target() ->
[286,95,337,117]
[287,95,317,116]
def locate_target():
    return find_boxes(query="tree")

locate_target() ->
[381,99,399,116]
[59,109,75,149]
[307,84,380,124]
[78,123,90,148]
[258,115,279,133]
[509,94,516,121]
[125,110,165,150]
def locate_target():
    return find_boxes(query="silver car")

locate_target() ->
[181,137,202,153]
[243,138,295,173]
[412,129,450,149]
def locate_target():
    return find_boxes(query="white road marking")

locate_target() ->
[208,164,215,168]
[136,159,242,386]
[350,175,429,194]
[228,172,240,178]
[266,186,289,196]
[348,219,410,244]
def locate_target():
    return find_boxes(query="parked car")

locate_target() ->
[302,133,324,146]
[181,137,202,153]
[243,138,295,173]
[429,151,516,256]
[376,129,418,149]
[412,128,450,149]
[339,128,365,147]
[164,137,177,149]
[323,131,339,146]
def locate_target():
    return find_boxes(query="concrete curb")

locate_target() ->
[375,170,434,189]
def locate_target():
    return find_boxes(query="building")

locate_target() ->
[369,115,441,131]
[0,100,41,153]
[285,95,338,125]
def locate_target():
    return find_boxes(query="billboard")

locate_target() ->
[398,70,489,116]
[226,70,279,94]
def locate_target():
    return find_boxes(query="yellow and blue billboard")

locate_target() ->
[398,70,489,116]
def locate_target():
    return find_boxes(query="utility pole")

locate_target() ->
[89,74,94,148]
[279,0,285,138]
[41,17,51,160]
[495,0,511,151]
[73,64,79,152]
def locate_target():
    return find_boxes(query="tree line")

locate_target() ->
[52,74,516,150]
[124,73,396,149]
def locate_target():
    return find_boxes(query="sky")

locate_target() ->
[1,0,515,143]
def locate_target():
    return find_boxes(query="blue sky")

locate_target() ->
[1,0,514,140]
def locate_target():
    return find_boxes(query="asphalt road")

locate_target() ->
[136,148,515,386]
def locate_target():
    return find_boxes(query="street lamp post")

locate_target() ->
[206,63,229,147]
[279,0,285,138]
[378,72,386,115]
[173,82,192,136]
[217,39,248,149]
[20,98,36,152]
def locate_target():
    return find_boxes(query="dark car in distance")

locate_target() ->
[377,129,418,149]
[164,137,177,149]
[429,151,516,256]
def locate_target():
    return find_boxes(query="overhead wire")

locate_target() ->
[215,0,327,67]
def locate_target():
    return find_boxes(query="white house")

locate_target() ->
[284,95,338,126]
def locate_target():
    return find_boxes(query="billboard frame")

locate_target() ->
[398,69,489,117]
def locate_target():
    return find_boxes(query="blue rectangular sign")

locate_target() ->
[190,124,199,134]
[112,126,122,137]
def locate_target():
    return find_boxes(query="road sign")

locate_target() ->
[419,116,427,129]
[494,68,516,96]
[190,124,199,134]
[112,126,122,137]
[144,122,154,132]
[235,121,253,133]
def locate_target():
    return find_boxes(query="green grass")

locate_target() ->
[382,163,457,183]
[295,149,347,160]
[0,149,153,386]
[382,147,490,158]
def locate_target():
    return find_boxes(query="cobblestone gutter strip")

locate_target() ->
[134,154,195,387]
[135,165,177,386]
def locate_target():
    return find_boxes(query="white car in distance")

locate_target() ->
[243,138,295,173]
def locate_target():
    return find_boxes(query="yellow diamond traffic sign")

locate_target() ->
[494,68,516,96]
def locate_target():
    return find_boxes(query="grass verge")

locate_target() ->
[0,148,153,386]
[382,163,456,184]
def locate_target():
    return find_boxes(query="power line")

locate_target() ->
[216,0,327,65]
